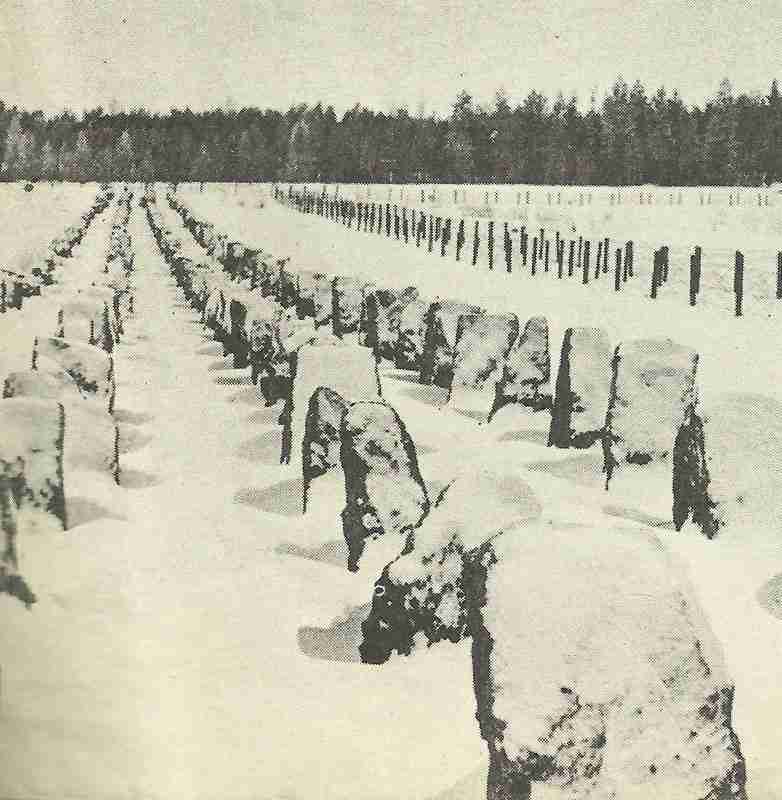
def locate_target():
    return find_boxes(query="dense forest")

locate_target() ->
[2,77,782,186]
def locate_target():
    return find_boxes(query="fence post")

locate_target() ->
[689,252,698,306]
[614,248,622,291]
[661,246,670,283]
[626,240,634,278]
[603,237,609,273]
[441,219,451,257]
[582,241,590,284]
[428,217,434,252]
[0,281,5,313]
[651,250,660,299]
[472,221,480,266]
[596,240,603,279]
[544,239,550,272]
[557,240,564,279]
[777,253,782,299]
[386,204,392,236]
[488,221,495,270]
[539,229,544,257]
[504,223,512,273]
[531,237,538,275]
[577,236,583,273]
[568,240,575,277]
[456,219,465,261]
[734,251,744,317]
[403,208,409,242]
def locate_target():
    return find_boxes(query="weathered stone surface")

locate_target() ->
[673,393,782,538]
[302,387,351,513]
[420,301,484,389]
[33,337,116,414]
[362,286,420,360]
[332,276,372,338]
[448,313,519,420]
[257,259,279,298]
[548,327,613,449]
[0,398,66,529]
[340,401,429,572]
[361,514,747,800]
[296,270,327,319]
[604,338,698,486]
[312,273,335,329]
[204,286,228,343]
[277,261,298,308]
[492,315,552,418]
[394,299,430,370]
[4,364,119,481]
[282,343,381,471]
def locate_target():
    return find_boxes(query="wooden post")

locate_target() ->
[651,250,660,299]
[411,208,416,237]
[504,223,512,273]
[488,221,495,270]
[689,253,698,306]
[568,240,575,277]
[441,218,450,257]
[777,252,782,299]
[0,281,5,313]
[596,240,603,279]
[603,237,609,273]
[582,241,590,284]
[402,209,409,243]
[661,246,670,283]
[557,241,564,279]
[456,219,466,261]
[577,236,583,273]
[626,240,634,278]
[734,251,744,317]
[386,203,391,236]
[435,216,442,242]
[539,228,544,257]
[416,212,424,246]
[614,248,622,291]
[544,239,550,272]
[428,216,434,252]
[472,221,480,266]
[531,237,538,275]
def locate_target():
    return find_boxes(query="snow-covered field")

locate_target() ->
[0,182,780,800]
[0,182,99,275]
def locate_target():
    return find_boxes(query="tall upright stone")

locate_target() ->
[604,338,698,487]
[449,313,519,421]
[492,315,551,419]
[548,327,613,448]
[340,401,429,572]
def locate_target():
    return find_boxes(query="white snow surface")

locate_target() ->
[0,183,780,800]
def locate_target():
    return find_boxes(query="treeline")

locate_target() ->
[2,77,782,186]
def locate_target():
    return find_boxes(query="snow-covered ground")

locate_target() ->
[0,182,99,276]
[0,183,780,799]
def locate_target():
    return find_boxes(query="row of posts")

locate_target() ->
[277,187,636,291]
[650,245,771,318]
[275,187,782,317]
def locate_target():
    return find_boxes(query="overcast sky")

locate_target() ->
[1,0,780,117]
